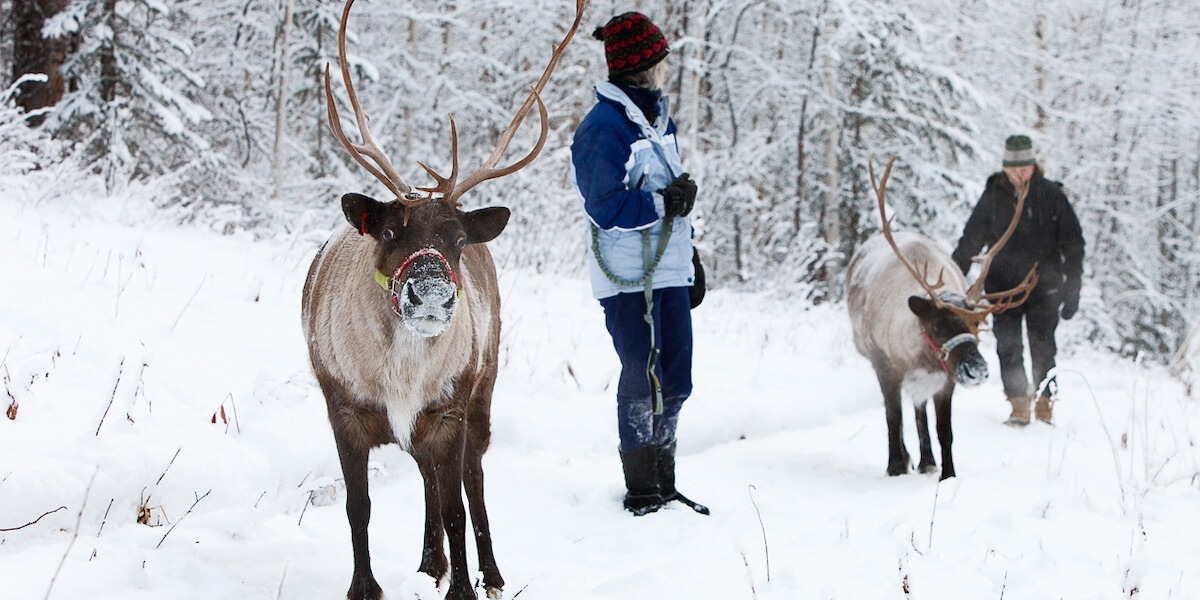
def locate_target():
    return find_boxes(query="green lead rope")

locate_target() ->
[591,218,675,414]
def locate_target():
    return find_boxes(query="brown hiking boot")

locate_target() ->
[1035,395,1054,424]
[1005,395,1032,427]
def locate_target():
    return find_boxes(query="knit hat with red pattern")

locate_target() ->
[592,12,669,79]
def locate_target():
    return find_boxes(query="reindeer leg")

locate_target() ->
[933,383,956,480]
[331,426,383,600]
[464,440,502,595]
[413,453,448,584]
[413,406,473,600]
[465,391,503,594]
[914,400,937,474]
[876,370,909,476]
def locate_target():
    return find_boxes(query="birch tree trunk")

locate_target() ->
[273,0,294,203]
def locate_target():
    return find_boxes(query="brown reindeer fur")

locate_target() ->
[848,232,967,375]
[847,231,981,480]
[302,200,505,600]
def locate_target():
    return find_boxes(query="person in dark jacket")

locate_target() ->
[952,135,1085,426]
[571,11,708,516]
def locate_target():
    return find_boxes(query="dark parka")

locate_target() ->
[952,169,1085,309]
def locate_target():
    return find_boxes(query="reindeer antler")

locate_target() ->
[325,0,419,208]
[869,157,1039,335]
[965,178,1039,312]
[870,157,950,301]
[326,0,586,222]
[421,0,586,207]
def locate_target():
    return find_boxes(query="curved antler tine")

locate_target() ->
[443,0,584,204]
[868,156,896,198]
[416,115,460,205]
[448,88,548,205]
[325,0,413,199]
[980,264,1039,313]
[869,156,953,308]
[967,178,1030,301]
[962,310,988,336]
[923,265,946,290]
[325,66,402,199]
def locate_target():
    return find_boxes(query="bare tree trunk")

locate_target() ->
[11,0,76,125]
[794,0,827,235]
[99,0,118,103]
[313,12,326,178]
[1033,12,1047,131]
[97,0,118,191]
[273,0,294,202]
[733,212,744,281]
[677,0,703,172]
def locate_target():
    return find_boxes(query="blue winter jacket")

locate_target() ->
[571,81,695,300]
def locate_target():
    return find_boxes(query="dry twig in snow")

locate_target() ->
[747,484,771,583]
[95,358,125,436]
[155,490,212,549]
[0,506,67,532]
[44,467,98,600]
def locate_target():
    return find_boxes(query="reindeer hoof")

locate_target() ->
[418,553,449,584]
[346,575,383,600]
[886,462,909,476]
[444,581,477,600]
[486,586,504,600]
[918,462,939,475]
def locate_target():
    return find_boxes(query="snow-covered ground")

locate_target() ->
[2,186,1198,600]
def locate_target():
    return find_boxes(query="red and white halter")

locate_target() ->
[374,248,462,314]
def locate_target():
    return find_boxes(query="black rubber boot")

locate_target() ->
[619,446,664,516]
[656,440,710,515]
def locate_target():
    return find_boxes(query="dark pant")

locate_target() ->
[600,287,694,451]
[992,288,1060,398]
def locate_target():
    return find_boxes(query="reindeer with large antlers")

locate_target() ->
[845,158,1037,479]
[301,1,584,598]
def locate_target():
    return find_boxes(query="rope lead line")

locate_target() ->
[591,218,675,415]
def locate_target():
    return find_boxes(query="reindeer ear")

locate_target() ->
[341,193,387,238]
[908,296,935,319]
[463,206,510,245]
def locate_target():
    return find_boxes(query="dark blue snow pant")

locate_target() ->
[600,287,694,452]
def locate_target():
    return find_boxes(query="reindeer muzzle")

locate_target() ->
[376,248,463,337]
[948,335,988,387]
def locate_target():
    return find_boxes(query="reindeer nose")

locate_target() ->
[402,277,456,310]
[955,358,988,386]
[406,282,423,306]
[398,275,458,338]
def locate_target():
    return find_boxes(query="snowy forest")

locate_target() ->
[3,0,1199,363]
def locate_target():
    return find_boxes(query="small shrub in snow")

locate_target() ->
[0,75,61,176]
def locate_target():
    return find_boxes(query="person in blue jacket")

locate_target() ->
[572,11,707,517]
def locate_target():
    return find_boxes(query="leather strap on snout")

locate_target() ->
[374,248,464,300]
[922,330,977,373]
[396,248,458,290]
[940,333,977,358]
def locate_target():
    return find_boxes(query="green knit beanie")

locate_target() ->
[1002,135,1036,167]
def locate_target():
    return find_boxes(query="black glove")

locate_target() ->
[661,173,697,218]
[689,247,706,309]
[1060,283,1080,320]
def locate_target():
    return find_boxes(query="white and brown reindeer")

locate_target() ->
[301,1,584,598]
[846,158,1037,480]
